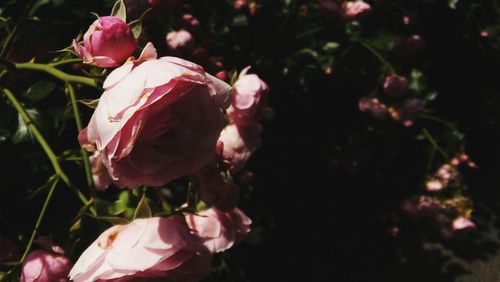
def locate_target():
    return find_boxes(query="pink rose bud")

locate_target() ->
[459,154,469,162]
[21,250,72,282]
[480,30,489,38]
[166,29,194,52]
[451,158,460,166]
[216,71,230,82]
[403,16,410,25]
[342,1,371,20]
[218,123,262,173]
[0,235,19,263]
[185,207,251,253]
[79,43,231,188]
[234,0,247,10]
[383,75,409,97]
[426,179,443,192]
[196,164,240,212]
[182,14,200,27]
[70,217,212,282]
[452,216,476,232]
[229,66,269,127]
[401,98,424,117]
[72,16,136,68]
[319,0,342,17]
[358,97,388,120]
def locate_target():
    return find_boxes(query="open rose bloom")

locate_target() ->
[79,43,231,188]
[69,217,211,282]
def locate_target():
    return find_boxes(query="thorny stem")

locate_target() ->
[1,87,92,206]
[66,82,95,194]
[15,62,97,88]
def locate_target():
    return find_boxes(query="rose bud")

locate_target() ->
[228,66,269,127]
[185,207,251,253]
[72,16,136,68]
[69,217,211,282]
[342,1,371,20]
[79,43,231,189]
[182,14,200,27]
[218,123,262,173]
[452,216,476,232]
[383,75,409,98]
[21,249,72,282]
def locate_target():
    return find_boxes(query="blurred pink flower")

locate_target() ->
[342,1,371,20]
[185,207,251,253]
[165,30,194,52]
[21,250,72,282]
[401,196,442,220]
[182,14,200,27]
[79,43,231,188]
[358,97,388,119]
[218,123,262,173]
[234,0,247,10]
[383,75,408,97]
[70,217,212,282]
[452,216,476,232]
[228,66,269,127]
[73,16,136,68]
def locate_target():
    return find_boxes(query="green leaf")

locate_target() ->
[110,0,127,22]
[134,195,152,219]
[77,99,99,109]
[232,14,248,27]
[129,19,142,40]
[12,108,44,144]
[448,0,459,9]
[409,69,425,94]
[23,81,56,102]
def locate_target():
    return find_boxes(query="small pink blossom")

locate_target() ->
[73,16,136,68]
[70,217,211,282]
[21,250,72,282]
[234,0,247,10]
[426,179,443,192]
[342,1,371,20]
[166,29,194,52]
[452,216,476,232]
[185,207,251,253]
[182,14,200,27]
[358,97,388,119]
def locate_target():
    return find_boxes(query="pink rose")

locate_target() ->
[165,30,194,52]
[185,207,251,253]
[195,164,240,212]
[234,0,247,10]
[218,123,262,173]
[21,250,72,282]
[228,66,269,127]
[342,1,371,20]
[69,217,211,282]
[0,234,19,263]
[383,75,408,97]
[79,43,231,188]
[73,16,136,68]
